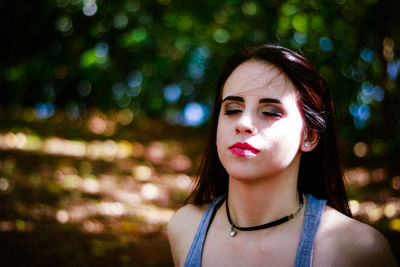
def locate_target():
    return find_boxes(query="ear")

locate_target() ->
[301,129,320,152]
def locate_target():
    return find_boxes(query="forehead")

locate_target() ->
[221,60,297,100]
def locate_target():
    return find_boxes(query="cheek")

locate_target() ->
[216,121,224,149]
[216,124,227,162]
[271,117,304,145]
[216,115,227,143]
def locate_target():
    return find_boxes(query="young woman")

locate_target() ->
[168,44,397,267]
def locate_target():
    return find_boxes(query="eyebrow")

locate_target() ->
[221,95,281,104]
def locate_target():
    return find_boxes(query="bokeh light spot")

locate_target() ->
[281,3,298,16]
[384,203,397,218]
[77,80,92,97]
[294,31,308,45]
[83,0,98,16]
[242,1,257,15]
[34,103,55,119]
[164,84,181,103]
[56,210,70,224]
[55,16,73,32]
[383,37,394,61]
[0,178,9,191]
[320,37,333,51]
[390,218,400,232]
[188,63,204,80]
[127,86,141,97]
[345,168,370,187]
[126,28,147,44]
[373,86,384,101]
[387,58,400,80]
[141,183,159,200]
[145,142,166,163]
[183,103,207,126]
[127,72,143,87]
[349,103,370,128]
[360,47,374,63]
[83,219,104,233]
[353,141,368,157]
[391,176,400,190]
[351,67,366,83]
[113,14,128,29]
[292,14,308,32]
[112,82,125,100]
[88,113,107,134]
[15,219,26,231]
[133,165,152,181]
[94,42,109,58]
[311,16,323,31]
[177,15,193,31]
[175,174,192,190]
[349,200,360,214]
[169,155,192,171]
[213,28,230,43]
[366,203,383,222]
[118,109,134,125]
[81,178,100,193]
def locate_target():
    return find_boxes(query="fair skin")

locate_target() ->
[168,61,398,267]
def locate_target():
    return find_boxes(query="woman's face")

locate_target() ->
[216,60,308,182]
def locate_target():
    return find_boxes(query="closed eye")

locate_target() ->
[224,109,242,115]
[262,111,282,118]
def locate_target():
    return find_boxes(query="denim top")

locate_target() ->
[183,194,326,267]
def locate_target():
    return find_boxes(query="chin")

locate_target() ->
[225,163,284,182]
[226,169,265,182]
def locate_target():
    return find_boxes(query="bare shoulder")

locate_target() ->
[313,205,398,267]
[167,203,208,267]
[168,203,207,237]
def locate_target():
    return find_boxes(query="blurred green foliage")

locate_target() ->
[1,0,400,133]
[1,0,400,164]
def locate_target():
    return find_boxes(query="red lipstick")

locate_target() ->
[229,142,259,157]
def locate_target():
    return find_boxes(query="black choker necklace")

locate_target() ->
[225,193,304,237]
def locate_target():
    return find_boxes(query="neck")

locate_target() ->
[227,170,300,227]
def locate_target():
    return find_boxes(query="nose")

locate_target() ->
[235,113,256,135]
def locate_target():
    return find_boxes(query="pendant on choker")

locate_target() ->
[229,226,237,237]
[225,192,304,237]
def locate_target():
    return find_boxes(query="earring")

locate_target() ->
[303,143,310,148]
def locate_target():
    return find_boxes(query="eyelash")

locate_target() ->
[224,109,241,115]
[262,111,282,118]
[224,109,282,118]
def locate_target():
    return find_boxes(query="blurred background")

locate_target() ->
[0,0,399,266]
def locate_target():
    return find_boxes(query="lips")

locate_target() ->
[229,142,259,157]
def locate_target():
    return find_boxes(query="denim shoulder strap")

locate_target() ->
[183,195,225,267]
[294,194,326,267]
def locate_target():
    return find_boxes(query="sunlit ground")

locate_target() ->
[0,108,203,266]
[0,108,399,265]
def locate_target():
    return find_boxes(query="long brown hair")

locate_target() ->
[189,44,352,217]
